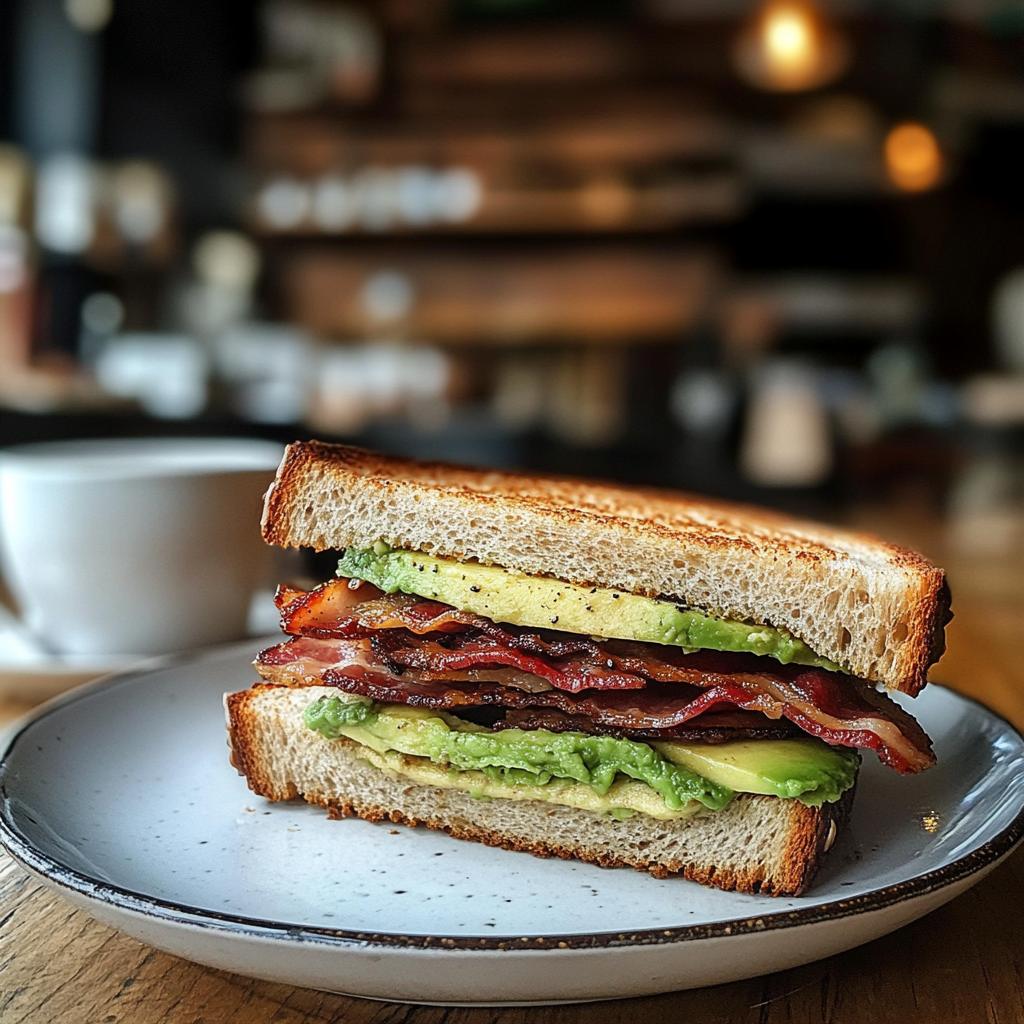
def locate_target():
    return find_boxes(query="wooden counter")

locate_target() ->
[2,501,1023,1023]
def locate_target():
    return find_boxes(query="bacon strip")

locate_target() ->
[277,581,472,639]
[256,639,795,742]
[256,634,935,773]
[364,628,934,770]
[278,582,835,687]
[493,706,800,742]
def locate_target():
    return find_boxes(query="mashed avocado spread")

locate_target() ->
[337,545,842,671]
[304,694,859,816]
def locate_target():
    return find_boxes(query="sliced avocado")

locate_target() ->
[304,694,858,811]
[304,693,734,811]
[336,545,841,671]
[655,738,859,808]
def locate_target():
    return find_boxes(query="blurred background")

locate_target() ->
[1,0,1024,528]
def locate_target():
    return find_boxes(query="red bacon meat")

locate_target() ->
[262,580,936,773]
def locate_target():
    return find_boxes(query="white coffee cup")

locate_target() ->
[0,437,285,656]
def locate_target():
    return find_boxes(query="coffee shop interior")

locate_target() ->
[0,0,1018,495]
[0,7,1023,684]
[4,3,1024,1019]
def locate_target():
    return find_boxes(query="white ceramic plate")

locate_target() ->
[1,641,1023,1005]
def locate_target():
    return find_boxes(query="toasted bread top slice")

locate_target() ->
[262,441,949,695]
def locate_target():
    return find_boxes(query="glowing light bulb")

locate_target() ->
[733,0,849,93]
[765,9,812,68]
[885,123,943,193]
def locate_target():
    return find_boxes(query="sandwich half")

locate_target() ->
[227,441,949,896]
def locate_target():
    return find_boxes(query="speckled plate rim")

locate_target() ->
[2,646,1024,954]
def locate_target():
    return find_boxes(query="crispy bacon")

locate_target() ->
[493,706,800,743]
[257,633,935,773]
[369,631,648,691]
[277,581,473,639]
[256,639,795,742]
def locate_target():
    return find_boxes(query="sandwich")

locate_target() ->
[226,441,949,896]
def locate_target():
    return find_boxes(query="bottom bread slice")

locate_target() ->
[226,684,855,896]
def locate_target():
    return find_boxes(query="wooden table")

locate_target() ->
[2,500,1023,1023]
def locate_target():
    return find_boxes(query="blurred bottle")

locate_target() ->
[0,146,35,370]
[32,153,110,361]
[492,351,549,431]
[992,267,1024,374]
[490,346,628,448]
[15,0,107,359]
[307,342,451,435]
[946,269,1024,554]
[243,0,382,112]
[359,268,416,336]
[77,290,124,365]
[671,367,738,438]
[866,341,928,428]
[216,323,313,425]
[103,160,177,266]
[547,347,627,447]
[179,231,262,341]
[95,332,208,419]
[740,361,833,487]
[947,452,1022,557]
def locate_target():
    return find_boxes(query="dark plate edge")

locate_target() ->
[1,647,1023,954]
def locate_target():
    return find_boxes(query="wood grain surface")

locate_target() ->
[2,500,1023,1023]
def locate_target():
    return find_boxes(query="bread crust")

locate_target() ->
[261,441,949,694]
[226,684,855,897]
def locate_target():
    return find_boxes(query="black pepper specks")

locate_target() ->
[470,585,481,592]
[550,616,559,624]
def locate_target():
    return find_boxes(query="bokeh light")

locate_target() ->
[733,0,849,93]
[885,123,943,192]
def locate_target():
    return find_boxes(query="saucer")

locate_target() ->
[0,605,137,702]
[0,590,280,702]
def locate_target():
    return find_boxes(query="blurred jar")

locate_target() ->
[740,361,833,487]
[215,323,313,424]
[992,268,1024,373]
[95,333,208,419]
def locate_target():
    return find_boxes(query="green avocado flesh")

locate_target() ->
[336,545,841,671]
[303,694,859,815]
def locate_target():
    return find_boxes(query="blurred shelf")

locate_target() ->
[245,111,733,176]
[248,175,745,237]
[280,245,720,344]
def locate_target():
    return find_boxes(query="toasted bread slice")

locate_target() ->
[226,684,854,897]
[261,442,948,694]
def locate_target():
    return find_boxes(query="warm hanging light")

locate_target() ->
[884,123,943,192]
[733,0,850,93]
